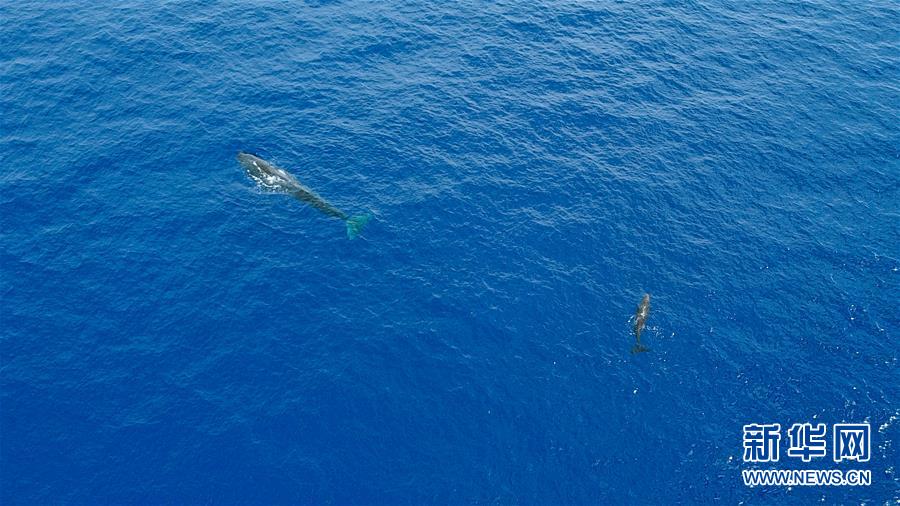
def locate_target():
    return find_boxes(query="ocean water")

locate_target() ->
[1,0,898,504]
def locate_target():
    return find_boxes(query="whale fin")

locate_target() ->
[346,214,372,239]
[631,344,650,354]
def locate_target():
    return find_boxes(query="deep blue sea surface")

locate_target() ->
[2,1,898,504]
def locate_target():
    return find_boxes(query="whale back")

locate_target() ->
[238,152,301,192]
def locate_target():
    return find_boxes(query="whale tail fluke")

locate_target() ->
[631,344,650,354]
[346,213,372,239]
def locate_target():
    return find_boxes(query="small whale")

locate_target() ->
[237,152,371,239]
[631,293,651,354]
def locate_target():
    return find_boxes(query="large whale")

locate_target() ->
[631,293,651,354]
[237,152,371,239]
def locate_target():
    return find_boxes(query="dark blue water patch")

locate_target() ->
[2,0,898,504]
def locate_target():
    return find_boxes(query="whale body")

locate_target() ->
[237,152,370,239]
[631,293,651,354]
